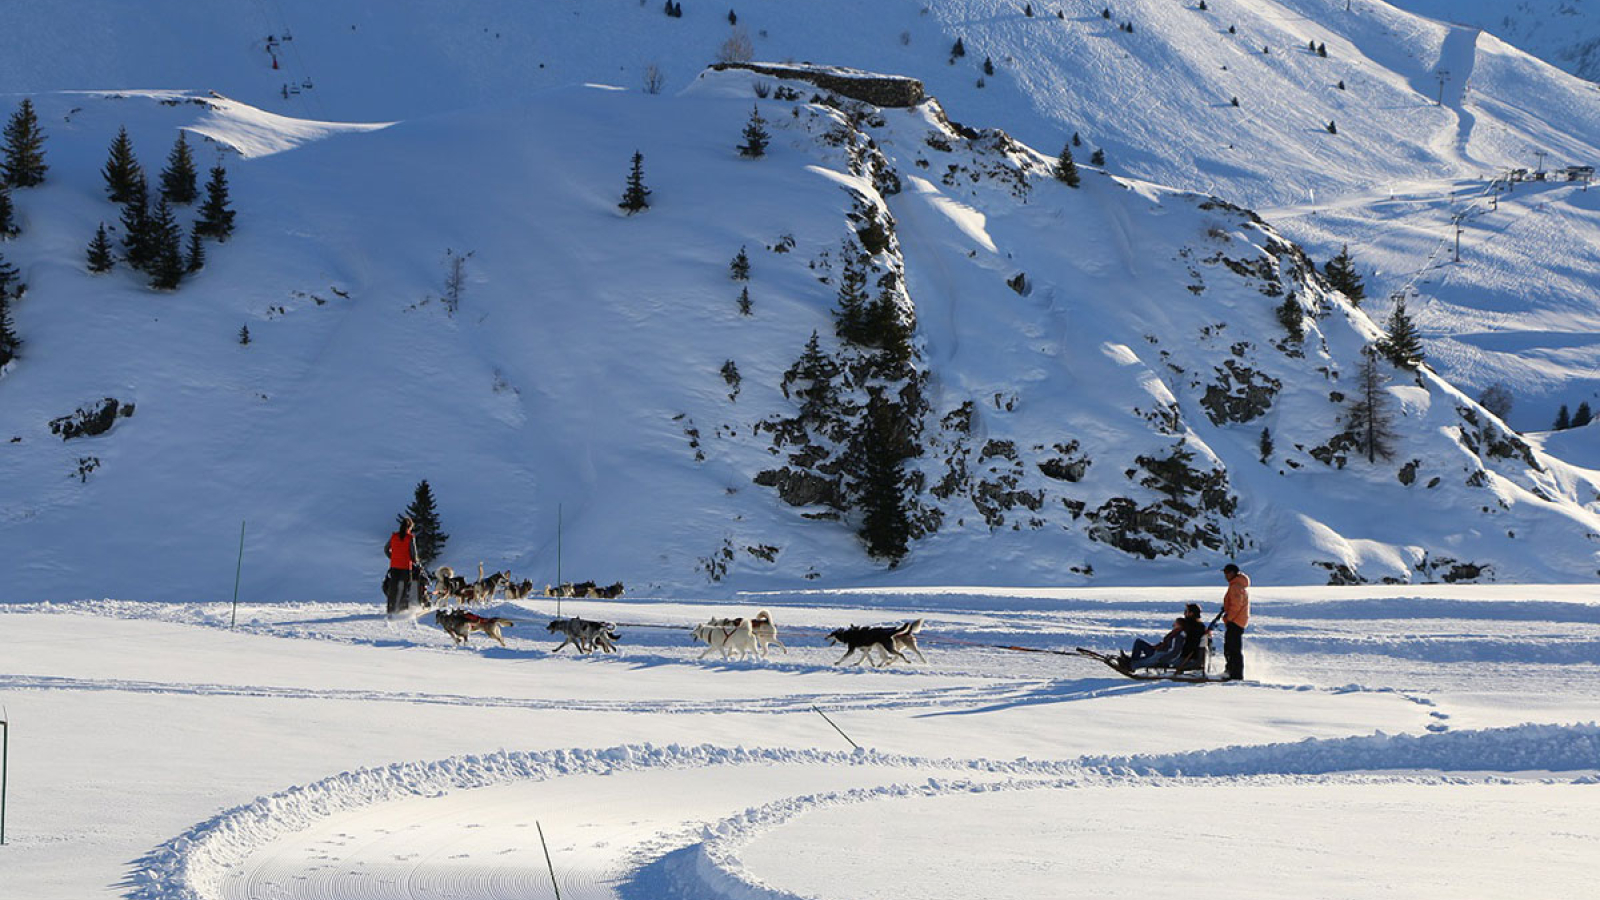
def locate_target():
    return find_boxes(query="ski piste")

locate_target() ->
[1073,647,1229,683]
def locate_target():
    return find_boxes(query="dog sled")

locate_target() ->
[1072,642,1224,683]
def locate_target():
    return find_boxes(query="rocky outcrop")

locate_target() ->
[709,62,925,107]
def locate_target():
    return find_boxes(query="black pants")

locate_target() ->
[1224,622,1245,680]
[385,567,413,614]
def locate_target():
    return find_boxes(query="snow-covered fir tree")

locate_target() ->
[86,223,115,273]
[737,106,769,158]
[194,164,236,240]
[102,126,142,204]
[618,151,651,214]
[1378,296,1425,369]
[1,99,47,187]
[159,131,198,205]
[402,479,448,568]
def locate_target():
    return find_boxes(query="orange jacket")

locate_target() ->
[387,530,415,570]
[1223,572,1250,628]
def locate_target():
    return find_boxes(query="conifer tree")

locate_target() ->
[159,131,199,204]
[0,184,16,237]
[1337,80,1346,90]
[1259,427,1274,464]
[0,250,18,299]
[1072,131,1082,147]
[1276,294,1305,343]
[185,227,206,273]
[951,37,966,58]
[618,151,651,214]
[832,241,871,345]
[728,8,736,25]
[195,164,236,240]
[1378,297,1425,369]
[1575,402,1594,428]
[0,287,18,368]
[1054,143,1080,187]
[239,324,251,345]
[1346,348,1397,463]
[1321,244,1365,305]
[1,99,47,187]
[1318,42,1327,57]
[730,246,750,280]
[863,285,913,366]
[402,479,449,568]
[103,126,142,203]
[737,106,769,158]
[86,223,115,273]
[737,285,752,315]
[1554,404,1571,430]
[851,393,914,564]
[785,331,842,424]
[119,171,154,270]
[146,197,185,290]
[1090,148,1106,166]
[983,56,995,75]
[1326,120,1338,134]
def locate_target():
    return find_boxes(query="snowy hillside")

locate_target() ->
[5,1,1600,420]
[1391,0,1600,82]
[1,67,1597,601]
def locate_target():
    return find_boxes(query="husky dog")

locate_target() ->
[546,617,620,654]
[432,566,473,604]
[692,618,758,660]
[749,610,787,657]
[435,609,515,648]
[469,570,512,603]
[504,578,536,600]
[591,581,626,600]
[826,620,924,666]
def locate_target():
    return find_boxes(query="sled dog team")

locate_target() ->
[434,604,929,668]
[431,565,624,606]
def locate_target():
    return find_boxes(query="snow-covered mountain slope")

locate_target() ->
[1390,0,1600,83]
[2,2,1596,423]
[2,70,1596,600]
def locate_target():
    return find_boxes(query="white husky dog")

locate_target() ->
[692,618,758,660]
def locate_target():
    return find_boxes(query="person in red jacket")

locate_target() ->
[384,518,420,614]
[1221,563,1250,680]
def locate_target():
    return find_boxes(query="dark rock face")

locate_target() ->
[754,467,844,509]
[1200,359,1280,425]
[709,62,925,107]
[50,398,134,440]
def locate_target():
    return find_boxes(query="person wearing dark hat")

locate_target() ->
[1221,563,1250,680]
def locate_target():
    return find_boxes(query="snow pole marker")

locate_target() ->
[1,707,9,845]
[230,520,246,629]
[556,504,563,619]
[812,705,860,751]
[537,820,562,900]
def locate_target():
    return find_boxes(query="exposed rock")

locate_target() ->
[50,398,133,441]
[709,62,925,107]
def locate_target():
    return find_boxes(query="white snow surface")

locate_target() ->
[4,586,1599,899]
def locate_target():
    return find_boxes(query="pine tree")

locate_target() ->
[618,151,651,214]
[832,241,871,345]
[1090,148,1106,166]
[729,245,750,280]
[86,223,115,273]
[737,105,769,158]
[983,56,995,75]
[1199,0,1208,9]
[1072,131,1082,147]
[0,250,18,299]
[1318,42,1328,57]
[119,171,153,270]
[0,184,16,237]
[727,8,736,25]
[951,37,966,58]
[1024,3,1034,15]
[1378,297,1425,369]
[1259,427,1274,464]
[159,131,199,204]
[1554,404,1572,430]
[0,287,18,368]
[195,164,236,240]
[1321,244,1366,305]
[146,197,185,290]
[239,324,251,345]
[1308,39,1316,53]
[1575,402,1594,428]
[1346,348,1398,463]
[103,126,142,203]
[785,330,842,424]
[1231,96,1240,107]
[863,284,913,366]
[1276,294,1305,343]
[1,99,48,187]
[1326,119,1338,134]
[851,393,914,564]
[1337,79,1346,90]
[185,227,206,273]
[403,479,449,568]
[1054,143,1080,187]
[737,285,751,315]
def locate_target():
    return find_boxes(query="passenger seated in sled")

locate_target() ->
[1121,603,1209,672]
